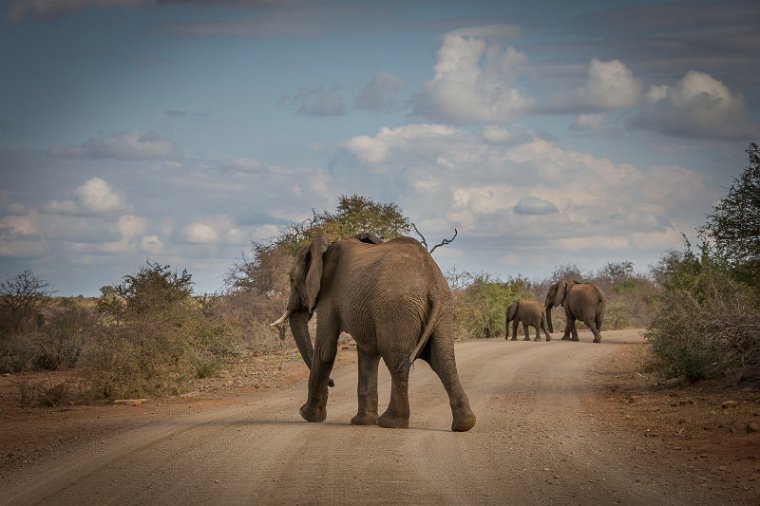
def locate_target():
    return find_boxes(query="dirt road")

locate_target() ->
[0,329,751,505]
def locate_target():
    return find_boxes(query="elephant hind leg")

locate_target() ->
[377,357,410,429]
[522,323,531,341]
[351,350,380,426]
[585,317,602,343]
[426,335,475,432]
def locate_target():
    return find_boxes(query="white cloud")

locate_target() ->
[333,124,714,270]
[513,196,559,215]
[583,59,642,110]
[181,215,247,245]
[48,130,181,160]
[77,177,125,214]
[141,235,163,254]
[571,113,607,131]
[344,124,456,164]
[0,213,47,257]
[226,158,266,174]
[116,214,147,238]
[355,71,405,112]
[412,26,531,123]
[628,70,759,140]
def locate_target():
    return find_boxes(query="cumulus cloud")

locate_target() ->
[141,235,163,254]
[280,86,346,117]
[571,113,607,131]
[77,177,126,214]
[540,59,642,114]
[48,130,181,160]
[0,213,47,257]
[47,177,126,216]
[226,158,267,174]
[412,25,531,123]
[344,124,456,164]
[582,59,642,110]
[513,196,559,215]
[354,71,406,112]
[333,124,714,269]
[181,215,247,245]
[627,70,759,140]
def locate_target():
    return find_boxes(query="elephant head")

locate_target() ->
[276,234,330,373]
[506,301,518,322]
[544,280,568,333]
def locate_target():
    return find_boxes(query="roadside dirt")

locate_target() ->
[586,340,760,499]
[1,329,758,505]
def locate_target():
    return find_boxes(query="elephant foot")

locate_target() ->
[571,336,579,342]
[451,411,476,432]
[545,336,552,342]
[300,403,326,423]
[532,337,540,342]
[350,411,378,426]
[510,337,517,341]
[561,335,571,340]
[593,337,601,343]
[377,410,409,429]
[523,337,530,341]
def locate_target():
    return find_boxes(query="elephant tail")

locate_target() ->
[402,296,444,372]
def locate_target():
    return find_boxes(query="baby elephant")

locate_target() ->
[506,300,551,342]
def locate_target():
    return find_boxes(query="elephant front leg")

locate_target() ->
[561,319,573,340]
[300,322,339,423]
[351,350,380,425]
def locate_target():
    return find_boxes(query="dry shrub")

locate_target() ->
[80,301,239,400]
[646,257,760,383]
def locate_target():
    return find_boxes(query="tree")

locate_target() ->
[597,261,634,285]
[276,194,412,250]
[0,270,53,335]
[701,142,760,287]
[112,261,194,315]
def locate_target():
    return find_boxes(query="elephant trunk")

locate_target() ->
[545,306,554,333]
[288,310,314,370]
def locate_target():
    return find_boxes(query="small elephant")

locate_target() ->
[273,233,476,432]
[544,280,606,343]
[505,300,551,342]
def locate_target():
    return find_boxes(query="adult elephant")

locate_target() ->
[272,233,476,432]
[506,300,551,342]
[544,280,606,343]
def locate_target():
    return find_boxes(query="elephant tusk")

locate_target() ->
[270,311,289,326]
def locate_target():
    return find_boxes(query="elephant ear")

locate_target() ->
[353,232,383,244]
[304,234,329,314]
[507,302,518,321]
[554,281,568,307]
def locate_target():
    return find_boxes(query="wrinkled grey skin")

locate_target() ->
[506,300,551,342]
[544,280,606,343]
[283,233,476,432]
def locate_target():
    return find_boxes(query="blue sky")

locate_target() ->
[1,0,759,295]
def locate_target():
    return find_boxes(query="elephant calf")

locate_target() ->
[274,233,476,432]
[505,300,551,342]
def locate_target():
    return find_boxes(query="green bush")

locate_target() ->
[451,273,522,339]
[645,244,760,382]
[82,263,239,401]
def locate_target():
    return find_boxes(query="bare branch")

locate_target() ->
[411,223,428,250]
[429,228,458,254]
